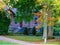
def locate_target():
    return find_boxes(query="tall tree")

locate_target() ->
[3,0,36,22]
[0,10,10,35]
[3,0,60,39]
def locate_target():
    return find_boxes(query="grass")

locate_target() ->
[0,40,22,45]
[47,41,60,44]
[6,36,43,42]
[47,40,60,45]
[5,36,60,45]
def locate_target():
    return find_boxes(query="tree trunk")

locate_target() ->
[42,4,48,43]
[47,10,54,39]
[48,26,54,39]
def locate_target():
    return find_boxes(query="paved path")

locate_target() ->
[0,36,41,45]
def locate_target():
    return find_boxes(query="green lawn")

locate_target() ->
[6,36,60,44]
[47,41,60,44]
[0,40,22,45]
[6,36,43,42]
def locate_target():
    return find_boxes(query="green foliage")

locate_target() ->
[36,32,40,36]
[0,11,10,35]
[23,27,29,35]
[4,0,36,22]
[3,0,60,31]
[32,27,36,35]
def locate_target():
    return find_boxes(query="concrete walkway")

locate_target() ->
[0,36,41,45]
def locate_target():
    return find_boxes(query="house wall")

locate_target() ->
[8,8,41,33]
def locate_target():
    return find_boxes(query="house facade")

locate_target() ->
[5,7,40,33]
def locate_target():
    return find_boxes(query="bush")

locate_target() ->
[23,27,29,35]
[8,32,14,36]
[36,32,40,36]
[32,27,36,35]
[0,14,10,35]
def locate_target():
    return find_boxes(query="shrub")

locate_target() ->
[32,27,36,35]
[23,27,29,35]
[36,32,40,36]
[0,13,10,35]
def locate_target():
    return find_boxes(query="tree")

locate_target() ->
[0,11,10,35]
[3,0,60,42]
[35,0,60,43]
[3,0,36,22]
[0,0,5,10]
[47,0,60,39]
[0,0,10,35]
